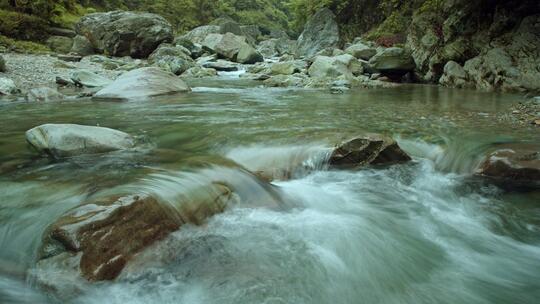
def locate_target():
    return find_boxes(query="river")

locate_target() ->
[0,76,539,303]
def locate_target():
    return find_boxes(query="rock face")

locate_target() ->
[46,36,74,54]
[368,47,415,77]
[476,145,540,191]
[75,11,173,58]
[26,124,135,158]
[329,136,412,169]
[26,87,64,102]
[71,70,112,88]
[93,67,190,101]
[148,44,194,75]
[296,8,340,58]
[406,0,540,93]
[308,54,360,79]
[0,77,18,95]
[39,182,235,281]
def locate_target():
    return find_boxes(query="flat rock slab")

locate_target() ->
[26,123,135,158]
[93,67,190,101]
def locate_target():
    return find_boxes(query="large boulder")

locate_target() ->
[180,25,220,44]
[329,135,412,169]
[296,8,340,58]
[70,35,95,56]
[74,11,173,58]
[219,20,243,36]
[93,67,190,101]
[476,145,540,191]
[439,61,469,88]
[26,87,64,102]
[71,70,112,88]
[240,25,261,43]
[308,54,360,79]
[0,77,18,95]
[368,47,415,77]
[202,33,256,62]
[46,36,74,54]
[38,184,233,281]
[26,124,135,158]
[270,61,299,75]
[345,43,377,61]
[257,38,296,58]
[148,44,194,75]
[236,43,263,64]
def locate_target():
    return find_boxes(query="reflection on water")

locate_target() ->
[0,83,539,303]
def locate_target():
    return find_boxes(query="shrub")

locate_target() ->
[0,9,49,41]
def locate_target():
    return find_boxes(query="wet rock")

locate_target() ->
[46,36,74,54]
[71,70,112,88]
[345,43,377,60]
[202,60,239,72]
[476,145,540,191]
[329,135,412,169]
[26,87,64,102]
[39,183,235,281]
[0,77,18,95]
[182,66,217,78]
[148,44,194,75]
[75,11,173,58]
[70,35,95,56]
[26,124,135,158]
[93,67,190,101]
[369,47,416,78]
[439,61,469,88]
[308,54,360,79]
[296,8,340,58]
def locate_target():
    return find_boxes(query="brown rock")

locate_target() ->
[476,145,540,191]
[41,183,234,281]
[329,135,411,169]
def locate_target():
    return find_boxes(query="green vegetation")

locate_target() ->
[0,35,50,54]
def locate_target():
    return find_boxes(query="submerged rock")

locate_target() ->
[26,124,135,158]
[93,67,190,101]
[476,145,540,191]
[26,87,64,102]
[75,11,173,58]
[296,8,340,58]
[329,135,412,169]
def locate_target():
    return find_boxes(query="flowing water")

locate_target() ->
[0,78,539,303]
